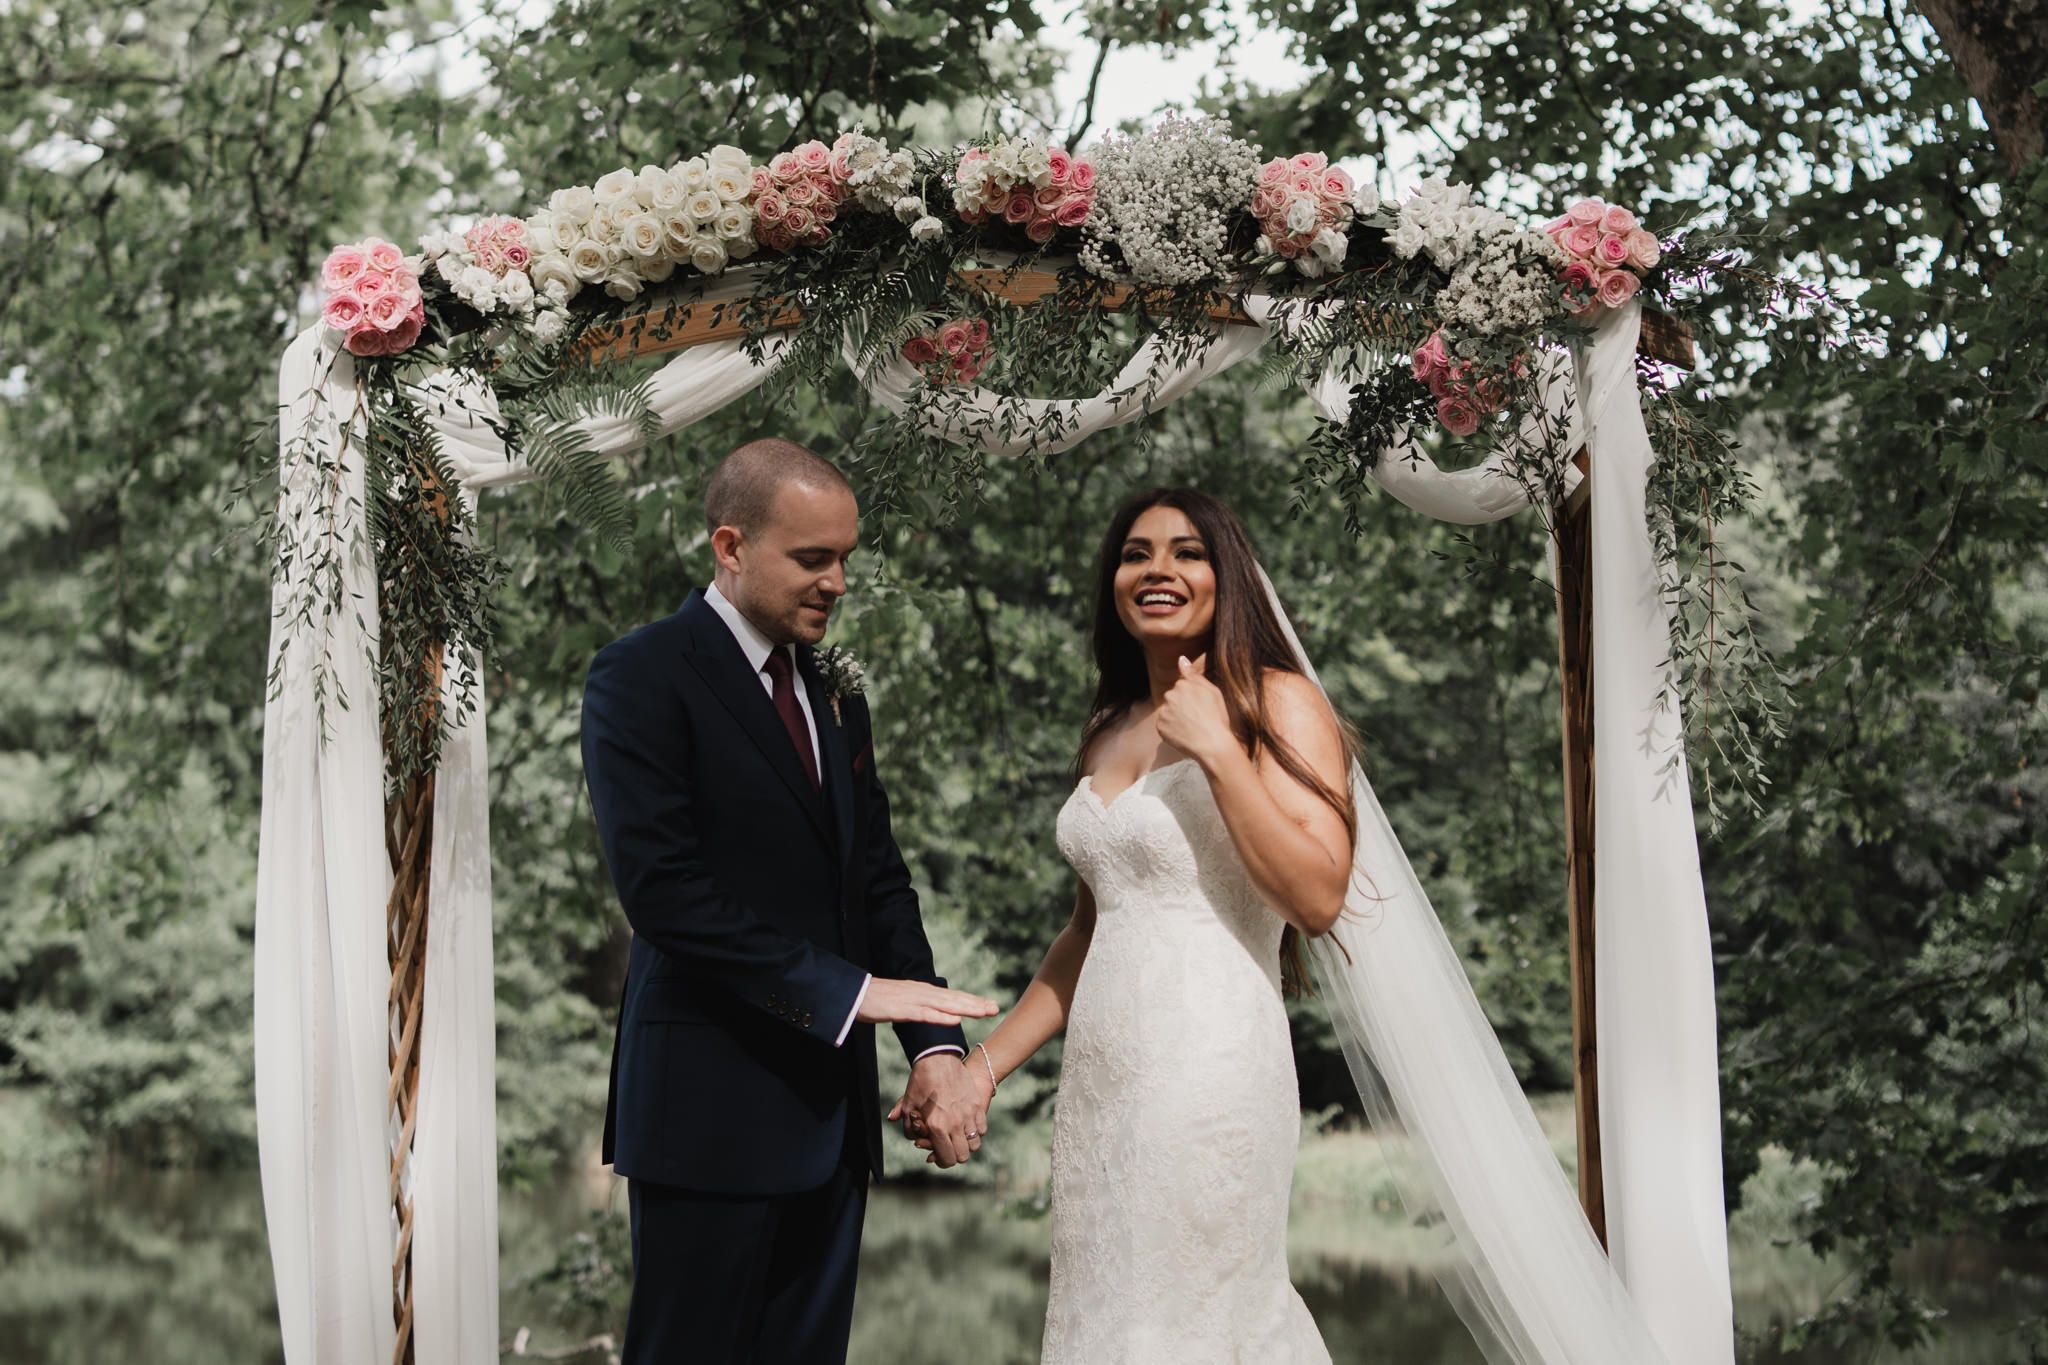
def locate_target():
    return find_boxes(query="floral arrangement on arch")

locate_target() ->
[313,117,1673,451]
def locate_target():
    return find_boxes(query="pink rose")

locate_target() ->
[938,320,972,356]
[965,319,992,349]
[1626,228,1661,270]
[1035,184,1064,208]
[1542,215,1571,233]
[950,354,979,384]
[1600,204,1637,235]
[783,206,815,237]
[1276,236,1302,259]
[1437,396,1483,437]
[1475,376,1508,411]
[503,243,531,270]
[1003,191,1035,224]
[902,335,940,365]
[1564,223,1601,259]
[476,242,507,275]
[367,291,411,332]
[750,167,773,197]
[1291,172,1316,193]
[1026,215,1058,243]
[1290,151,1328,174]
[1411,330,1448,383]
[768,151,799,180]
[322,293,365,331]
[1055,195,1092,228]
[344,320,387,357]
[1597,269,1639,308]
[1068,161,1095,192]
[1560,261,1598,311]
[1596,233,1631,266]
[365,238,404,272]
[797,142,831,172]
[787,179,819,208]
[829,151,853,181]
[383,313,422,355]
[1320,168,1354,200]
[352,269,389,302]
[764,225,796,253]
[1048,149,1072,185]
[321,246,367,292]
[1258,159,1290,187]
[1567,199,1603,226]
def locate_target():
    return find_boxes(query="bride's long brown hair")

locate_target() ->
[1074,487,1361,995]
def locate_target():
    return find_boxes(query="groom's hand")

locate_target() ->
[888,1055,988,1169]
[856,978,999,1028]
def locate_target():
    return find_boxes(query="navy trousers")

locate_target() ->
[622,1138,870,1364]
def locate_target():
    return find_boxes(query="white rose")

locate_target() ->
[531,252,578,299]
[649,172,687,214]
[602,269,643,301]
[635,165,671,208]
[1352,184,1382,216]
[710,170,750,201]
[593,168,638,205]
[547,213,586,250]
[530,310,567,344]
[707,143,750,171]
[679,162,709,192]
[1255,233,1275,256]
[641,256,676,283]
[1285,197,1317,234]
[664,215,700,257]
[549,185,596,223]
[542,278,571,306]
[568,239,613,282]
[519,213,556,255]
[684,189,722,222]
[894,195,926,223]
[1296,255,1327,278]
[622,212,666,259]
[498,269,536,310]
[689,239,728,274]
[458,264,499,302]
[1390,221,1427,258]
[585,205,623,245]
[715,207,750,240]
[909,215,945,244]
[1312,228,1347,266]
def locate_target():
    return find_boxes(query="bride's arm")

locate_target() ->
[1159,662,1351,936]
[954,880,1097,1113]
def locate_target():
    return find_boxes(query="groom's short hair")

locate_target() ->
[703,438,851,537]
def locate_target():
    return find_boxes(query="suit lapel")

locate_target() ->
[799,647,856,864]
[677,592,835,850]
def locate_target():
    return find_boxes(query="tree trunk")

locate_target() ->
[1915,0,2048,173]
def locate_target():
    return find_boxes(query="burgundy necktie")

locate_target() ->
[762,649,820,792]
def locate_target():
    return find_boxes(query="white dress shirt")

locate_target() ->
[702,584,962,1065]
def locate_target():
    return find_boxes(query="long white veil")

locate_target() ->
[1258,565,1673,1365]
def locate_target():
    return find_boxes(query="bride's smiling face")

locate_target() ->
[1113,505,1218,648]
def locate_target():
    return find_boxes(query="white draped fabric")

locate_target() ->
[256,288,1730,1365]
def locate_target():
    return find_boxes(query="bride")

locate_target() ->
[904,486,1686,1365]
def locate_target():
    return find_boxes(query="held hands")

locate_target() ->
[888,1053,993,1168]
[1153,654,1233,768]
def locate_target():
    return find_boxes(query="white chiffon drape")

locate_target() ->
[256,287,1731,1365]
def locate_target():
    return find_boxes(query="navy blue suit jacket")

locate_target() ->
[580,590,965,1194]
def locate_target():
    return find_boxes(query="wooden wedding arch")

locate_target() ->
[373,267,1693,1361]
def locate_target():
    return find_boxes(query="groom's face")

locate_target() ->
[718,479,860,646]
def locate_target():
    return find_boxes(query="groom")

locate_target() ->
[580,437,998,1364]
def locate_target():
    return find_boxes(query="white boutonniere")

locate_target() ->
[815,644,866,725]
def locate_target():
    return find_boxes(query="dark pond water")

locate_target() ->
[0,1163,2038,1364]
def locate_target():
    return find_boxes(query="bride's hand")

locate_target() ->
[1155,654,1233,767]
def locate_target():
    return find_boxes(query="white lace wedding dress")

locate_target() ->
[1042,757,1331,1364]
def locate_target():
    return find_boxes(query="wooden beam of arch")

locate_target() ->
[574,266,1697,369]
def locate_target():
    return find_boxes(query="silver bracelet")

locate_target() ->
[976,1041,999,1092]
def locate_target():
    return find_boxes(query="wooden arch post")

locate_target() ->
[540,272,1692,1263]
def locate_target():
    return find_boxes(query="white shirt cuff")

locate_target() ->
[834,974,872,1048]
[911,1043,968,1065]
